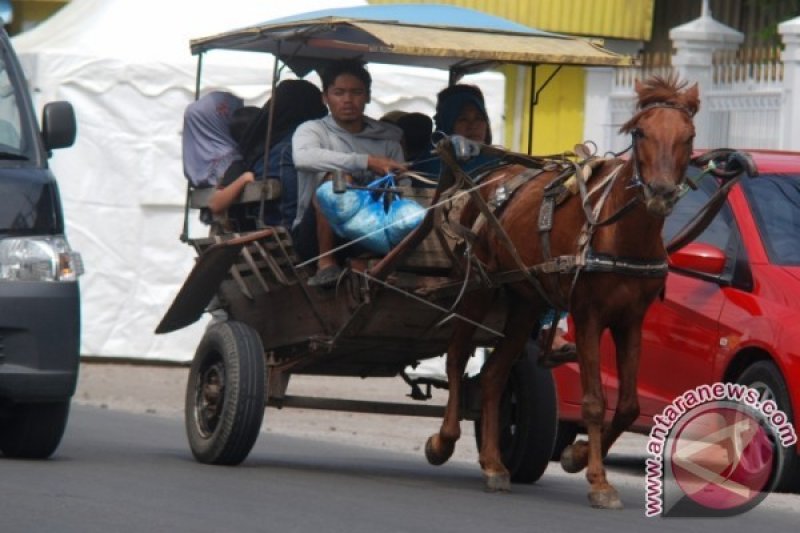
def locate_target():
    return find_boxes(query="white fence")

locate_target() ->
[585,14,800,153]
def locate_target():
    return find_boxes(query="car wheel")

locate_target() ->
[737,360,800,493]
[474,341,557,483]
[551,421,579,461]
[185,321,266,465]
[0,401,71,459]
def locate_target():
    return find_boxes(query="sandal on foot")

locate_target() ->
[308,265,343,289]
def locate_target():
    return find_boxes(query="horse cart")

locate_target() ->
[156,5,633,480]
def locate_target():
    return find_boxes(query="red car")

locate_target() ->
[553,150,800,492]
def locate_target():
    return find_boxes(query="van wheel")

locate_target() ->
[0,401,70,459]
[737,361,800,493]
[186,321,266,465]
[474,341,557,483]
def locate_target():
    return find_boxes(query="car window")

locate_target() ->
[742,174,800,266]
[662,168,734,250]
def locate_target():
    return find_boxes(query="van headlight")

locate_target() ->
[0,236,84,282]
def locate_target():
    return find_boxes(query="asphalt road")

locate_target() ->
[0,405,797,533]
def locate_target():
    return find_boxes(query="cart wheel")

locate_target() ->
[474,340,557,483]
[551,421,579,461]
[185,321,266,465]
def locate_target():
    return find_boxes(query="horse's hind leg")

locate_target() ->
[477,296,538,492]
[425,290,494,467]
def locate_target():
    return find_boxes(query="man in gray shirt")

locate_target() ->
[292,59,406,287]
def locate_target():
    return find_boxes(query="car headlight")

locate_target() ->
[0,236,84,282]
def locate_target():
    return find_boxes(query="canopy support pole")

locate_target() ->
[527,65,536,155]
[255,46,283,229]
[182,52,206,243]
[194,53,204,101]
[526,64,563,155]
[263,44,281,182]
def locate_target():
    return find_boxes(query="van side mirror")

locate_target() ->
[42,101,76,150]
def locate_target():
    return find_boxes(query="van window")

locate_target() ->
[0,43,59,236]
[0,54,26,157]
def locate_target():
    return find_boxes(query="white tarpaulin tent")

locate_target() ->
[11,0,503,362]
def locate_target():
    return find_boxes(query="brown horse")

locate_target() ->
[424,75,699,509]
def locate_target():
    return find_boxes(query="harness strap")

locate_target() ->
[398,170,439,186]
[472,167,544,235]
[538,162,580,263]
[537,154,646,310]
[492,250,668,285]
[581,250,668,277]
[438,147,560,309]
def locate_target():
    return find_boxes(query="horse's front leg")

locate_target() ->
[559,313,622,509]
[601,318,644,455]
[425,290,493,467]
[477,297,537,492]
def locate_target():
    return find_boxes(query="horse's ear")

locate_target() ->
[683,83,700,116]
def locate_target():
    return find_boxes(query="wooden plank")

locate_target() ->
[188,179,281,209]
[155,230,275,334]
[397,186,463,272]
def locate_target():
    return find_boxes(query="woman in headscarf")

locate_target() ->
[414,84,497,179]
[182,91,244,188]
[433,83,492,144]
[208,79,328,231]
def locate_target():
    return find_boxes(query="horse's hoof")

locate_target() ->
[588,488,624,510]
[560,443,587,473]
[484,472,511,493]
[424,435,454,466]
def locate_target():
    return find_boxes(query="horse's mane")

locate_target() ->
[619,74,700,133]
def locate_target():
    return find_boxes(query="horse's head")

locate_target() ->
[620,75,700,217]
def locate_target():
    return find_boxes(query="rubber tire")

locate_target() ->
[474,340,558,484]
[737,361,800,493]
[551,421,579,461]
[185,321,266,466]
[0,400,70,459]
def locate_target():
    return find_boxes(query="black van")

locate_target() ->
[0,27,80,458]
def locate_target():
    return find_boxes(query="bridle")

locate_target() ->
[621,102,695,206]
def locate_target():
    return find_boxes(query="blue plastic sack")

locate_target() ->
[385,197,425,246]
[339,197,393,254]
[316,180,367,226]
[314,174,425,254]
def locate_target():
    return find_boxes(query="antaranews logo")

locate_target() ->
[645,382,797,518]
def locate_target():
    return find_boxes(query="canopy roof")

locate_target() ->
[190,4,632,76]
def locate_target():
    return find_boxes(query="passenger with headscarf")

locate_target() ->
[415,84,498,179]
[208,79,328,231]
[182,91,243,188]
[434,84,492,145]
